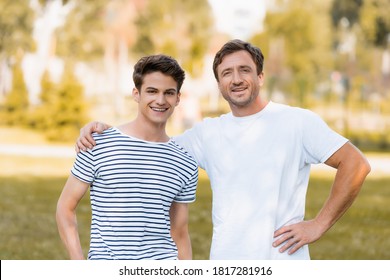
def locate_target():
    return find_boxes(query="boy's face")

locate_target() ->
[133,71,180,126]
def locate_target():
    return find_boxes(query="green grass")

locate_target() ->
[306,176,390,260]
[0,176,91,259]
[1,170,389,260]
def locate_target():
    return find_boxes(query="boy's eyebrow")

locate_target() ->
[144,86,177,92]
[145,86,157,90]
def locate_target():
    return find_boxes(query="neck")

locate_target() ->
[119,119,169,142]
[231,96,269,117]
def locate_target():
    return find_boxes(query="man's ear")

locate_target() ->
[132,88,140,103]
[258,72,265,87]
[175,92,181,106]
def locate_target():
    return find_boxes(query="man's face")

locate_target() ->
[133,71,180,126]
[216,50,263,110]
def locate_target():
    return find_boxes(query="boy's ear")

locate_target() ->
[175,92,181,106]
[132,88,140,103]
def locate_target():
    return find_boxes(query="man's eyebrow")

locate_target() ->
[220,65,251,74]
[220,67,232,74]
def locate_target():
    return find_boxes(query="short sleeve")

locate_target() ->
[71,150,95,184]
[302,110,348,164]
[173,168,198,203]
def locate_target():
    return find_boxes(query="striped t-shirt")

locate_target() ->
[71,127,198,260]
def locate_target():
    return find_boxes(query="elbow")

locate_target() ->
[56,198,68,226]
[56,201,63,226]
[360,157,371,177]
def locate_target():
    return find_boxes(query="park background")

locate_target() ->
[0,0,389,260]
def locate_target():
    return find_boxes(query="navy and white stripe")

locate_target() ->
[71,127,198,260]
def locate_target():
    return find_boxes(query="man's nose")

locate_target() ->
[232,70,243,84]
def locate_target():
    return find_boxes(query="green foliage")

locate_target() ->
[261,0,333,105]
[0,63,29,125]
[360,0,390,47]
[31,69,88,142]
[330,0,363,27]
[132,0,213,77]
[331,0,390,47]
[56,0,107,61]
[0,0,34,56]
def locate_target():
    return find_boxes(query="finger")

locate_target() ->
[97,122,110,133]
[75,143,80,153]
[85,133,96,147]
[273,232,292,247]
[80,135,94,150]
[288,240,304,255]
[274,225,291,238]
[278,236,298,253]
[76,138,88,152]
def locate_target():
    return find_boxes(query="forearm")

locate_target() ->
[56,209,85,260]
[172,231,192,260]
[169,202,192,259]
[315,154,370,233]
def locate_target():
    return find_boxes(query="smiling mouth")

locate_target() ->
[231,87,247,93]
[151,107,168,112]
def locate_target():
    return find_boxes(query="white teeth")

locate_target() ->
[152,107,167,112]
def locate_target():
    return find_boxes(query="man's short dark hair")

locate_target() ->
[212,39,264,81]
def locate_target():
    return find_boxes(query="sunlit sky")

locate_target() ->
[208,0,267,40]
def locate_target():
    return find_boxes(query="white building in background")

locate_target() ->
[22,0,74,105]
[208,0,267,40]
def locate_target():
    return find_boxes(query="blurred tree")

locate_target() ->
[359,0,390,47]
[31,71,58,131]
[32,69,87,141]
[55,0,107,62]
[0,0,34,99]
[330,0,363,28]
[331,0,390,48]
[0,62,29,125]
[259,0,333,106]
[47,67,88,141]
[132,0,214,77]
[0,0,35,57]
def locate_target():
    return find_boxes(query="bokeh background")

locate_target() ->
[0,0,389,260]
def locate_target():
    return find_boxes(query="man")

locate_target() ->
[76,40,371,260]
[56,54,198,260]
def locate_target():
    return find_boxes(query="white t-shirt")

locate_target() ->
[174,101,348,260]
